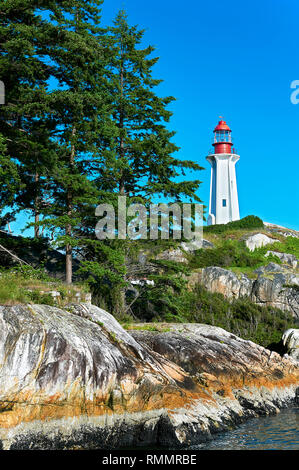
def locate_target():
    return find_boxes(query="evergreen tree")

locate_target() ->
[0,132,20,229]
[38,0,110,284]
[0,1,110,284]
[0,1,55,235]
[99,10,203,201]
[79,11,204,315]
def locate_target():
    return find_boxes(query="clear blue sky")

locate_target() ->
[100,0,298,230]
[11,0,299,234]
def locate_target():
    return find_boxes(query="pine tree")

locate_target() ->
[37,0,110,284]
[0,1,55,235]
[0,132,20,229]
[0,1,111,284]
[79,11,204,315]
[98,10,203,202]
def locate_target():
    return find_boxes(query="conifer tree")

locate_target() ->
[38,0,109,284]
[98,10,203,202]
[0,1,109,284]
[79,11,204,314]
[0,1,55,235]
[0,132,20,229]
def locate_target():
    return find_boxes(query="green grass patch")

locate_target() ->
[0,266,89,306]
[122,323,171,333]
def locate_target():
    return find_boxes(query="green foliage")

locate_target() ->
[204,215,264,234]
[75,10,204,303]
[189,239,266,269]
[0,268,88,306]
[12,264,52,282]
[0,271,53,305]
[132,283,297,348]
[0,235,52,270]
[0,134,20,225]
[267,237,299,260]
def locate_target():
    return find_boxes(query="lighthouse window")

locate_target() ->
[222,199,227,207]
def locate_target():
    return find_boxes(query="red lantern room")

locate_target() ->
[212,119,233,154]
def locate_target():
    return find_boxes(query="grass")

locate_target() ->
[122,323,171,333]
[189,232,299,274]
[0,267,89,306]
[229,266,259,279]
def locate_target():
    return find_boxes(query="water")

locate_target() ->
[192,406,299,450]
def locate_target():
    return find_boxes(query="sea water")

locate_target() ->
[192,406,299,450]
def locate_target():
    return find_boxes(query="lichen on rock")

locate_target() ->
[0,303,298,449]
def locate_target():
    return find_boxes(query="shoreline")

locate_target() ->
[0,304,298,450]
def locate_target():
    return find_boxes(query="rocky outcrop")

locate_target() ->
[245,233,280,252]
[265,251,298,269]
[251,264,299,316]
[263,222,299,239]
[196,266,254,299]
[282,329,299,362]
[155,247,188,264]
[155,240,214,264]
[194,264,299,318]
[0,303,298,450]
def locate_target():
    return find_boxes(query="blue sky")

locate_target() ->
[100,0,298,230]
[10,0,299,234]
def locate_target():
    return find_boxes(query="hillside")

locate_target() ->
[123,216,299,348]
[0,216,298,349]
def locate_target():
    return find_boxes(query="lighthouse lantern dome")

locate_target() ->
[212,119,233,154]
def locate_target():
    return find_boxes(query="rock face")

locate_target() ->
[245,233,280,252]
[0,303,298,450]
[194,264,299,318]
[155,247,188,264]
[197,267,254,299]
[251,264,299,317]
[265,251,298,269]
[155,240,214,264]
[282,329,299,362]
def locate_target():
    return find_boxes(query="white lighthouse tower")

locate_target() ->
[207,119,240,225]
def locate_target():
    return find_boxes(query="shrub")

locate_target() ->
[131,283,298,348]
[189,239,265,269]
[204,215,264,234]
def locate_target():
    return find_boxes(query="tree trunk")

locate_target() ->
[34,172,40,238]
[65,236,72,285]
[65,127,76,285]
[119,45,125,196]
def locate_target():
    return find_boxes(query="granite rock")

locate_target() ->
[0,304,298,449]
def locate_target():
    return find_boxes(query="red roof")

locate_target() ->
[213,120,231,132]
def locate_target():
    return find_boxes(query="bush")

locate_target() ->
[204,215,264,234]
[189,239,265,269]
[131,283,298,348]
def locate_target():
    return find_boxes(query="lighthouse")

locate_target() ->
[206,119,240,225]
